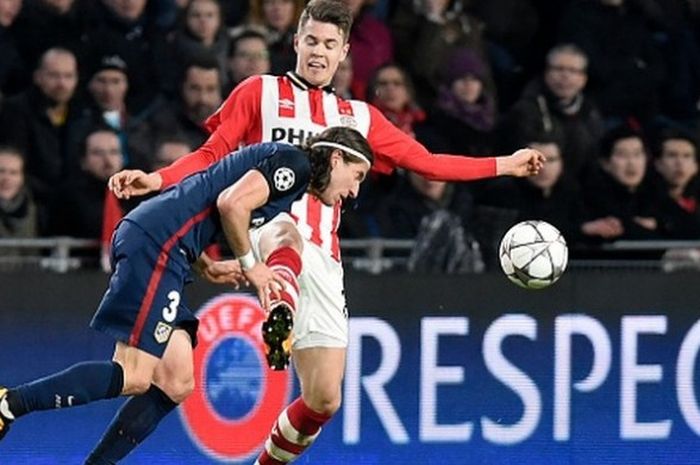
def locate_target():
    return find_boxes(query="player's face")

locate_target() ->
[294,18,349,87]
[319,151,369,206]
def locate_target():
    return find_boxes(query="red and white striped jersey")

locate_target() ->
[158,72,498,261]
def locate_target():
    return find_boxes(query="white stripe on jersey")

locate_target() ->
[258,75,372,261]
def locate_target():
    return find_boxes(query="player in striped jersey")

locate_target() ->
[105,1,544,463]
[0,128,373,459]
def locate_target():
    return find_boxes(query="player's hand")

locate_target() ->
[243,263,285,310]
[108,169,163,199]
[499,148,546,177]
[201,259,248,287]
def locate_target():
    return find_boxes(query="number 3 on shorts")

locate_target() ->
[162,290,181,323]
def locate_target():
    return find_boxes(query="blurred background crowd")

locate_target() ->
[0,0,698,271]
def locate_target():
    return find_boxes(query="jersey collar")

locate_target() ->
[286,71,336,94]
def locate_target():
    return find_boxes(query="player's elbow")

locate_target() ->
[216,189,242,217]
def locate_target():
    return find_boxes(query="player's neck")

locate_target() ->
[288,71,334,93]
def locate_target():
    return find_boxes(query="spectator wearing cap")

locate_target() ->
[69,53,156,172]
[0,47,84,204]
[421,48,497,156]
[82,0,168,113]
[500,44,605,182]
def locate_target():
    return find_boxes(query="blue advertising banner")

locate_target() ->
[0,270,699,464]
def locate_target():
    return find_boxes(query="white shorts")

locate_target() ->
[249,214,348,349]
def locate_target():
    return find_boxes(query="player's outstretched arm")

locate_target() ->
[496,148,546,177]
[366,104,544,181]
[108,169,163,199]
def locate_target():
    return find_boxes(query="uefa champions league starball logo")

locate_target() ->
[180,294,293,462]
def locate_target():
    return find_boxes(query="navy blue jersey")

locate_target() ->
[124,142,311,263]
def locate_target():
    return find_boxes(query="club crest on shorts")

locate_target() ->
[180,294,292,462]
[154,322,172,344]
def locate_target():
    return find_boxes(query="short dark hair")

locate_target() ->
[653,127,698,160]
[228,28,268,59]
[304,126,373,193]
[598,125,647,160]
[81,124,119,159]
[298,0,353,42]
[0,145,23,158]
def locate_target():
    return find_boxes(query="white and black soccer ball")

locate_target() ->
[499,220,568,290]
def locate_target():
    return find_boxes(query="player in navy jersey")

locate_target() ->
[0,127,373,454]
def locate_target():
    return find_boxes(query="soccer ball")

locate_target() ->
[499,220,568,289]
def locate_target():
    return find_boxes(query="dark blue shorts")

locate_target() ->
[90,221,199,358]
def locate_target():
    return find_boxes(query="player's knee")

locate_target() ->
[305,390,341,417]
[158,375,195,403]
[122,372,153,395]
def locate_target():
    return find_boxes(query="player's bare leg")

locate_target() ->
[85,330,194,464]
[255,347,345,464]
[257,221,304,370]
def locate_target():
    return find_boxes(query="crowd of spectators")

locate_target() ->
[0,0,698,269]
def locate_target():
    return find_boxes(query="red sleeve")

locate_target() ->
[157,76,263,188]
[366,105,497,182]
[101,189,124,253]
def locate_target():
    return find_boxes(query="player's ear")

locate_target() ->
[330,149,342,168]
[340,42,350,62]
[293,33,299,54]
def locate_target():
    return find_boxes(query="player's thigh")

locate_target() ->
[254,214,303,261]
[293,347,346,414]
[153,329,195,403]
[112,341,160,395]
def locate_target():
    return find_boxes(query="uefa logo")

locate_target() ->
[180,294,293,462]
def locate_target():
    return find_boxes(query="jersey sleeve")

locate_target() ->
[255,148,311,201]
[366,104,497,181]
[157,76,263,188]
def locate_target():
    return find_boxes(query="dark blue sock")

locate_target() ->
[84,385,178,465]
[10,361,123,418]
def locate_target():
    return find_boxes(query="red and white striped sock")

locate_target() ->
[255,397,331,464]
[265,246,302,313]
